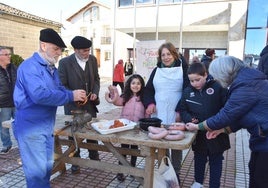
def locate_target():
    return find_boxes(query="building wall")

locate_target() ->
[0,14,61,59]
[115,0,248,60]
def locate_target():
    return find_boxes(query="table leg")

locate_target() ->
[53,135,66,174]
[141,146,156,188]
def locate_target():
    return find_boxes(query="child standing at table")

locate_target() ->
[176,63,230,188]
[105,74,147,182]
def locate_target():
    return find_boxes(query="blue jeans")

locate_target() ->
[0,107,15,148]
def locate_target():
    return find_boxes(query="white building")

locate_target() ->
[63,0,249,77]
[114,0,248,62]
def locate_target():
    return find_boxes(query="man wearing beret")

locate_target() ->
[58,36,100,173]
[13,28,87,187]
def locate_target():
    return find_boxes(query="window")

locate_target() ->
[104,51,111,60]
[245,0,268,56]
[136,0,153,4]
[119,0,132,6]
[83,6,99,23]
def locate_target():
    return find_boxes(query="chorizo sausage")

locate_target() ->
[148,126,167,134]
[164,130,185,141]
[148,129,169,140]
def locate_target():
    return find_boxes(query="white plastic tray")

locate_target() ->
[91,118,136,135]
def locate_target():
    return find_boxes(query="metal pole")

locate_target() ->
[155,0,159,40]
[179,0,184,53]
[133,0,137,73]
[112,0,117,78]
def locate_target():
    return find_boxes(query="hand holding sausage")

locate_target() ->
[186,122,199,131]
[168,122,186,131]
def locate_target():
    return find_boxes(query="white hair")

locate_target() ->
[208,55,245,88]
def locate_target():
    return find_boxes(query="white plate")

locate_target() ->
[91,118,136,135]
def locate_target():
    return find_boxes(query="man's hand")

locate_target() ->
[89,93,97,101]
[73,89,86,102]
[185,122,199,131]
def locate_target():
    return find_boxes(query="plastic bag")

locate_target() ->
[153,156,180,188]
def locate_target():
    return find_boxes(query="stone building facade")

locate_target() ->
[0,3,62,59]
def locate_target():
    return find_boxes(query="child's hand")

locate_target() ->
[105,92,115,103]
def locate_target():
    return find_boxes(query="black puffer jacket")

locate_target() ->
[0,63,17,107]
[178,78,230,154]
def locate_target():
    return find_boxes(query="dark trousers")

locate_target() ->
[69,137,99,159]
[249,152,268,188]
[113,82,124,93]
[194,151,224,188]
[119,144,138,167]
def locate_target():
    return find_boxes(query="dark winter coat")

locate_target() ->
[205,67,268,152]
[143,56,189,108]
[201,54,212,72]
[258,45,268,78]
[0,63,17,107]
[58,54,100,116]
[178,78,230,154]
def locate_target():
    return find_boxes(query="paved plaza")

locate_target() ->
[0,77,250,188]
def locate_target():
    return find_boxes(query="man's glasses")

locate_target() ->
[0,53,11,56]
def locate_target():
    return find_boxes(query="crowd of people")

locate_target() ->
[1,27,268,187]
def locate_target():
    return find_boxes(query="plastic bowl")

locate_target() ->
[139,117,162,131]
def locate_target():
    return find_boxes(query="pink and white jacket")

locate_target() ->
[113,96,145,122]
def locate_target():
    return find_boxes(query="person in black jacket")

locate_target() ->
[0,47,17,154]
[58,36,100,174]
[258,44,268,78]
[177,63,230,188]
[201,48,215,73]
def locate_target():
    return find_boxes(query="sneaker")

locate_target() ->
[0,146,12,154]
[191,182,203,188]
[116,173,125,182]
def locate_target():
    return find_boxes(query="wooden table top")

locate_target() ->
[54,114,196,150]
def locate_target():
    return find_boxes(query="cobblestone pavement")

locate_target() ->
[0,77,250,188]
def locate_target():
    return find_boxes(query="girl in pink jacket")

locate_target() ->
[105,74,147,181]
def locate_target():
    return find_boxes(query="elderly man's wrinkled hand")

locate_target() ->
[73,89,86,102]
[185,122,199,131]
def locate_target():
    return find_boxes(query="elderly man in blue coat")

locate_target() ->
[13,28,87,188]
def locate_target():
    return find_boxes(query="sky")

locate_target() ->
[1,0,110,22]
[1,0,267,56]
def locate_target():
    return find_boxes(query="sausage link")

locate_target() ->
[148,130,169,140]
[164,131,185,141]
[148,126,167,134]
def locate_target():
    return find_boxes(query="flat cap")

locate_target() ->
[39,28,66,48]
[71,36,92,49]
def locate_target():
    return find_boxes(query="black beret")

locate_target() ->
[39,28,66,48]
[71,36,92,49]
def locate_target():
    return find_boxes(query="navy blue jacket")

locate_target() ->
[206,67,268,152]
[178,78,230,154]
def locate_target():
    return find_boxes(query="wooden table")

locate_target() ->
[52,114,196,188]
